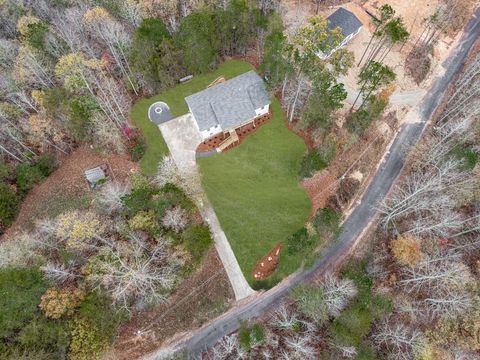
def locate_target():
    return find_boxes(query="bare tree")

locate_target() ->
[95,181,131,213]
[372,322,424,360]
[320,273,358,317]
[161,207,189,233]
[86,234,179,310]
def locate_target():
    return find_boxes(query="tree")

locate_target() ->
[373,321,424,360]
[130,18,184,93]
[358,4,395,66]
[352,61,395,109]
[82,7,138,94]
[175,9,219,73]
[215,0,257,57]
[303,71,347,130]
[84,234,179,310]
[320,273,358,317]
[260,14,293,90]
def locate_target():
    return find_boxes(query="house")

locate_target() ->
[185,70,271,142]
[319,7,362,59]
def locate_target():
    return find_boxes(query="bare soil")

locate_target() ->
[112,248,234,360]
[1,147,137,241]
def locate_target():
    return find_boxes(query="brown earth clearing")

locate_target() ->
[1,147,137,241]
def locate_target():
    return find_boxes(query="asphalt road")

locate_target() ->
[144,9,480,360]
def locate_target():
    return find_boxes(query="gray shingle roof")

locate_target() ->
[327,7,362,38]
[185,71,270,131]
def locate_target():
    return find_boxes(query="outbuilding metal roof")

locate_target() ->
[185,71,270,131]
[84,166,106,184]
[327,7,362,38]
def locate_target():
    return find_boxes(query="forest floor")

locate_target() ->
[112,248,234,360]
[0,147,137,241]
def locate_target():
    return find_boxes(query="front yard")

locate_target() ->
[132,59,312,287]
[130,60,255,175]
[197,98,311,287]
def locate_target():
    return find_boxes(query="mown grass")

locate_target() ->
[197,98,311,287]
[129,60,255,175]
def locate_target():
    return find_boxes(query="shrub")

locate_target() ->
[291,285,328,324]
[238,322,266,350]
[286,227,315,255]
[313,208,341,241]
[39,288,85,319]
[299,150,327,179]
[69,317,108,360]
[0,268,47,339]
[450,145,477,170]
[0,160,11,180]
[181,224,213,265]
[14,155,55,195]
[317,135,337,165]
[17,315,69,356]
[36,155,56,177]
[15,163,44,195]
[130,140,146,162]
[0,183,20,229]
[390,234,423,267]
[128,210,160,235]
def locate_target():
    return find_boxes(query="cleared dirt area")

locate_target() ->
[1,147,137,241]
[112,248,234,360]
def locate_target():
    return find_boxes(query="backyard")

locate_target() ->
[130,60,255,175]
[198,98,311,287]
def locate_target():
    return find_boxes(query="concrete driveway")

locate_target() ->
[158,114,201,172]
[158,114,255,300]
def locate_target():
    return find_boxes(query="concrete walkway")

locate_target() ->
[158,114,255,300]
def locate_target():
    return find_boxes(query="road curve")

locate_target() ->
[143,9,480,360]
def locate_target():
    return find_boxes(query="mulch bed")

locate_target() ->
[196,111,273,153]
[301,169,338,218]
[112,248,234,360]
[252,244,283,280]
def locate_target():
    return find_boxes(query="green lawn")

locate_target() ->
[197,98,311,287]
[130,60,255,175]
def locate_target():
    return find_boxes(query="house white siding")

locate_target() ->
[200,124,222,140]
[255,104,269,117]
[317,26,362,60]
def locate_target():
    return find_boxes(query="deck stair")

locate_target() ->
[217,130,239,152]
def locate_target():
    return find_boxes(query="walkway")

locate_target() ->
[158,114,255,300]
